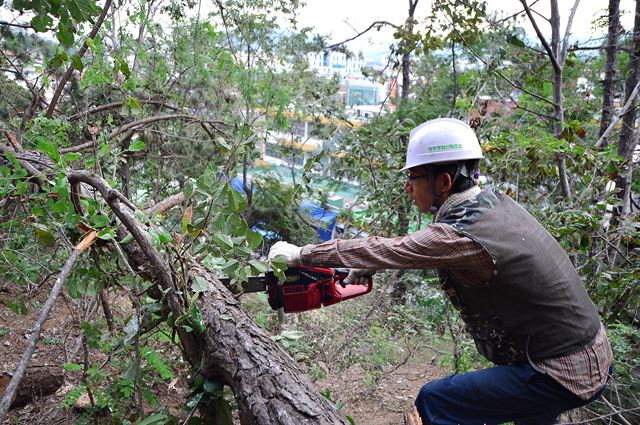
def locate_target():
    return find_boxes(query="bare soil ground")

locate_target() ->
[317,359,442,425]
[0,281,443,425]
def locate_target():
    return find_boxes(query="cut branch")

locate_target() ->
[60,114,198,154]
[0,231,97,423]
[0,143,51,183]
[197,265,349,425]
[145,192,185,216]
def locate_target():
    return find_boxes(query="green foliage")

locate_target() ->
[1,0,639,421]
[61,384,87,410]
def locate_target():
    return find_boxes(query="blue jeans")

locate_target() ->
[415,362,608,425]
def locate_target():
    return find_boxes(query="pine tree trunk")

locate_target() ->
[196,265,348,425]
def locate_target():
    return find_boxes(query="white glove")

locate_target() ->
[268,241,302,267]
[342,268,375,285]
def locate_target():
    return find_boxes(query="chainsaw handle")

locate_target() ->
[333,270,373,301]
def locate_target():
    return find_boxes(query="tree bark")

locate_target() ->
[0,366,64,408]
[610,0,640,240]
[400,0,419,105]
[550,0,571,199]
[197,265,348,425]
[599,0,621,141]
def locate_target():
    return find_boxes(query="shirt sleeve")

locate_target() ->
[299,222,493,273]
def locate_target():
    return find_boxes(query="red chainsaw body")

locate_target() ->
[266,266,372,313]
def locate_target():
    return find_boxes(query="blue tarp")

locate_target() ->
[300,200,337,242]
[230,177,249,194]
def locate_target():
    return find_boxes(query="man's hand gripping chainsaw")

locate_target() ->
[220,266,373,313]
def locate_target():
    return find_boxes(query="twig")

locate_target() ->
[46,0,114,118]
[562,407,640,424]
[0,231,98,422]
[595,79,640,147]
[442,13,556,108]
[560,0,581,64]
[68,99,182,121]
[519,0,562,73]
[0,20,32,29]
[325,21,399,50]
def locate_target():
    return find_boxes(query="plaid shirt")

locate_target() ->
[300,187,612,400]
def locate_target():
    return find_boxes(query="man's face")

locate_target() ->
[404,167,433,214]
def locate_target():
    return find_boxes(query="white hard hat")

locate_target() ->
[401,118,483,171]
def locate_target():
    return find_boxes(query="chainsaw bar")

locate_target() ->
[218,275,268,293]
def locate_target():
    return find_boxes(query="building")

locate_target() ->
[307,50,366,78]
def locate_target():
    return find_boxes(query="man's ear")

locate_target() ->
[438,172,453,194]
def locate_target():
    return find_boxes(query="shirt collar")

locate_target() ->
[434,186,481,223]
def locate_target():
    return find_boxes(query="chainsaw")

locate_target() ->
[219,266,373,314]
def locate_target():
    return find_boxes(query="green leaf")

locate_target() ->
[246,229,262,250]
[56,23,75,47]
[63,362,84,372]
[137,412,169,425]
[507,34,526,48]
[227,185,247,212]
[70,54,83,71]
[128,139,145,152]
[190,302,205,333]
[191,275,209,293]
[124,96,141,109]
[36,137,61,162]
[31,14,53,32]
[249,259,268,274]
[63,152,82,161]
[66,0,100,22]
[212,233,234,250]
[34,226,56,246]
[119,59,131,78]
[97,228,115,240]
[183,178,196,199]
[90,214,109,227]
[157,231,172,244]
[84,36,96,50]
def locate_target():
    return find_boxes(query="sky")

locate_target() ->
[294,0,636,61]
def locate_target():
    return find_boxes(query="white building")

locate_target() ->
[307,50,366,78]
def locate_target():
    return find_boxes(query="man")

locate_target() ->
[269,118,612,425]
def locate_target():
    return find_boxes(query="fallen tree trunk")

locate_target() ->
[66,170,348,424]
[196,264,348,425]
[0,366,64,408]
